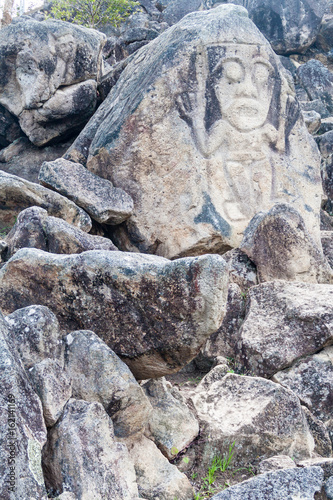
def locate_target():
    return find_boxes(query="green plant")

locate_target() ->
[49,0,139,29]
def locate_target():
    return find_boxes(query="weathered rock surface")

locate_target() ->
[0,19,106,145]
[0,137,74,184]
[258,455,296,474]
[4,206,117,260]
[122,434,193,500]
[67,5,322,259]
[4,305,62,370]
[298,458,333,479]
[191,371,314,466]
[0,105,21,148]
[0,311,48,500]
[0,248,228,378]
[210,466,324,500]
[303,109,321,134]
[322,230,333,268]
[302,406,333,458]
[240,203,332,284]
[0,170,91,232]
[238,281,333,377]
[29,359,72,428]
[326,476,333,499]
[64,330,151,437]
[273,347,333,436]
[223,248,257,291]
[298,60,333,118]
[39,158,134,224]
[142,377,199,459]
[42,399,138,499]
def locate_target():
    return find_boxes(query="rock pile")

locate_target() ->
[0,3,333,500]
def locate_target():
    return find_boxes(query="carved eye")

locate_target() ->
[223,61,244,83]
[253,62,271,84]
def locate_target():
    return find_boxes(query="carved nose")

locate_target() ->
[235,73,258,98]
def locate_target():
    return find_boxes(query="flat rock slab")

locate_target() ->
[0,170,91,232]
[238,281,333,377]
[67,5,322,259]
[0,248,228,379]
[39,158,133,224]
[191,372,314,466]
[210,466,323,500]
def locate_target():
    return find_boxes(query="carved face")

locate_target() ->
[214,46,275,132]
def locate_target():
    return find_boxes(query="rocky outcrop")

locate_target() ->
[67,5,322,259]
[42,399,139,499]
[39,158,134,224]
[240,203,332,283]
[0,19,106,145]
[238,281,333,377]
[0,170,91,232]
[64,330,151,437]
[210,466,324,500]
[298,60,333,118]
[0,312,48,500]
[191,371,314,467]
[0,248,229,379]
[4,206,116,260]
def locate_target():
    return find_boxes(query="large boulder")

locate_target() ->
[297,60,333,118]
[238,281,333,377]
[4,206,117,260]
[273,347,333,438]
[0,312,48,500]
[64,330,151,437]
[42,399,138,499]
[240,203,333,284]
[210,466,323,500]
[0,171,91,232]
[223,0,328,54]
[0,248,229,379]
[191,371,314,467]
[0,19,106,145]
[66,5,322,259]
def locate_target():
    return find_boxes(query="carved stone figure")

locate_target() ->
[68,4,322,259]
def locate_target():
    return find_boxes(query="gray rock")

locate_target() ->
[297,60,333,118]
[0,104,21,149]
[321,210,333,231]
[4,305,63,370]
[302,109,321,134]
[298,458,333,479]
[0,170,91,233]
[238,281,333,377]
[191,371,314,467]
[302,406,333,458]
[42,399,139,499]
[316,15,333,52]
[0,248,229,379]
[223,248,257,291]
[0,311,48,500]
[29,359,72,428]
[161,0,204,25]
[39,158,134,225]
[300,98,330,118]
[273,347,333,436]
[220,0,327,54]
[0,19,106,145]
[258,455,296,474]
[122,434,193,500]
[143,377,199,459]
[4,206,117,260]
[210,466,324,500]
[322,231,333,268]
[316,131,333,159]
[67,5,322,259]
[0,137,74,184]
[240,203,333,284]
[326,476,333,499]
[64,330,151,437]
